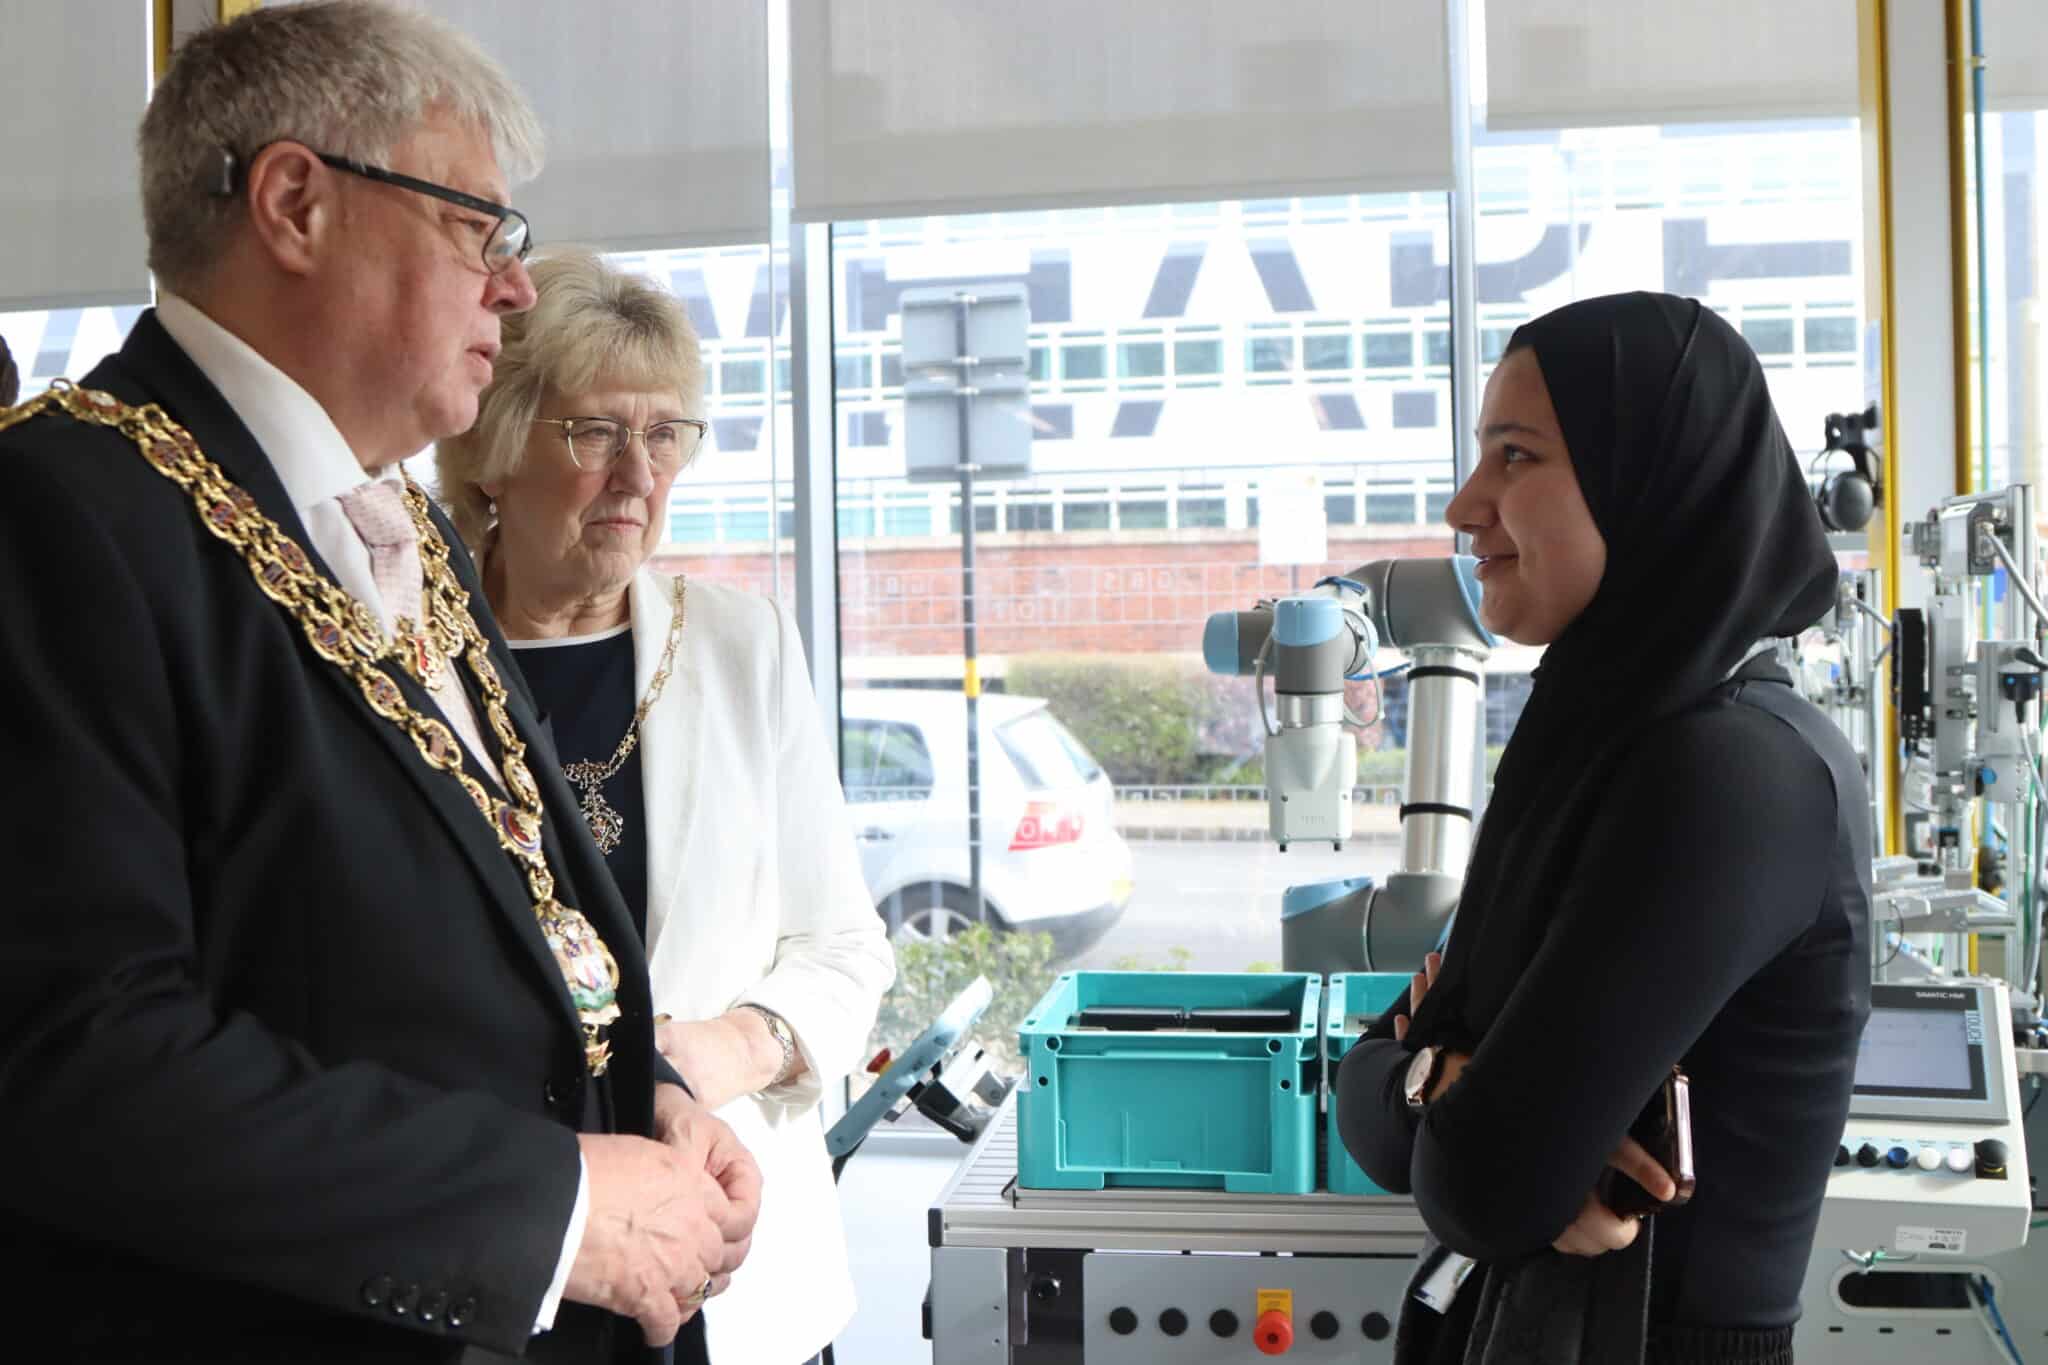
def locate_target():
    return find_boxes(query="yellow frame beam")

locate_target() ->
[1947,0,1980,497]
[1859,0,1905,856]
[154,2,263,84]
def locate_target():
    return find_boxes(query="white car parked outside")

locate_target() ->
[839,687,1134,957]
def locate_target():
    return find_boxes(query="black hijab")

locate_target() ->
[1408,291,1840,1052]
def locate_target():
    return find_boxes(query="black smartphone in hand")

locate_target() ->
[1597,1067,1696,1218]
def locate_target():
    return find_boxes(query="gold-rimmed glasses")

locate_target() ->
[532,417,709,472]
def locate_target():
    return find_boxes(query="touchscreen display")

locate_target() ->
[1855,1005,1974,1094]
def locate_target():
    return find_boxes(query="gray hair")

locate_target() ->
[436,247,706,554]
[141,0,543,295]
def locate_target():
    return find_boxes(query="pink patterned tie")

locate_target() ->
[335,482,500,782]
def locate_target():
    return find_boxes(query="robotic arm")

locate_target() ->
[1204,557,1494,972]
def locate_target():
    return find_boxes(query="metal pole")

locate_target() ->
[1445,0,1480,551]
[955,295,985,924]
[789,223,842,754]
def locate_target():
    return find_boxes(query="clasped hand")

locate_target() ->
[1392,951,1675,1258]
[1391,951,1466,1093]
[1551,1136,1675,1257]
[565,1083,763,1344]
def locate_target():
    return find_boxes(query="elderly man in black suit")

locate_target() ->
[0,4,757,1361]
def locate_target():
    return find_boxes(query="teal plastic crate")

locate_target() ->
[1016,971,1321,1193]
[1323,972,1413,1195]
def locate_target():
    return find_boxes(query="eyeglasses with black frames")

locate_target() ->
[313,152,532,274]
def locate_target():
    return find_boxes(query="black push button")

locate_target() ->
[449,1297,477,1329]
[1976,1138,2010,1179]
[1855,1143,1881,1168]
[1311,1310,1340,1340]
[420,1290,447,1324]
[1835,1144,1851,1167]
[360,1275,393,1309]
[1108,1307,1137,1336]
[1160,1308,1188,1337]
[1210,1308,1240,1338]
[1363,1312,1392,1340]
[390,1283,419,1318]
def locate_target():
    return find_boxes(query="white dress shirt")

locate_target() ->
[154,295,588,1335]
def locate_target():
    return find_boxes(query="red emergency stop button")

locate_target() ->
[1254,1308,1293,1354]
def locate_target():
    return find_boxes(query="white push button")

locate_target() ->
[1915,1146,1943,1171]
[1947,1147,1976,1174]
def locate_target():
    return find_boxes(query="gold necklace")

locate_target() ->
[3,381,624,1077]
[558,577,687,855]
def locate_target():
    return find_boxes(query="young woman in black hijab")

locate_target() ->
[1334,292,1873,1365]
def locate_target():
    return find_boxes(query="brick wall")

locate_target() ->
[653,527,1456,663]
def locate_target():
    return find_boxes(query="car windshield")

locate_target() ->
[996,708,1104,788]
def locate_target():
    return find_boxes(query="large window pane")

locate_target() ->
[831,191,1456,984]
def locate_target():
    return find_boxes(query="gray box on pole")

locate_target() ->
[903,375,1032,482]
[900,285,1032,483]
[900,285,1029,369]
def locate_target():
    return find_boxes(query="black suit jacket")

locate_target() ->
[0,313,669,1361]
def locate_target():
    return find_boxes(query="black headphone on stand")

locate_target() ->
[1811,403,1882,533]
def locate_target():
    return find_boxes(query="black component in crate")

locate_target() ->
[1072,1005,1297,1032]
[1073,1006,1186,1030]
[1189,1007,1298,1032]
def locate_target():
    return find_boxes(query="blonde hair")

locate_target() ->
[141,0,543,296]
[436,247,706,553]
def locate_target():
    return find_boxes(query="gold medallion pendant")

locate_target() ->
[542,901,624,1075]
[7,381,623,1077]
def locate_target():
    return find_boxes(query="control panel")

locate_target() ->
[1081,1251,1408,1362]
[1815,981,2033,1257]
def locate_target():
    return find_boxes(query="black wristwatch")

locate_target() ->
[1404,1045,1445,1113]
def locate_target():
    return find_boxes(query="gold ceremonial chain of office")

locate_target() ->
[560,576,686,855]
[0,381,623,1076]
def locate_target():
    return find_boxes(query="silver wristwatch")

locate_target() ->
[738,1004,797,1086]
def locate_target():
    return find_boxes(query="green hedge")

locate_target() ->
[1005,655,1235,786]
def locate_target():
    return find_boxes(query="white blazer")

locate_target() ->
[628,567,897,1364]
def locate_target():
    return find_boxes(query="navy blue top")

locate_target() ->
[510,629,649,941]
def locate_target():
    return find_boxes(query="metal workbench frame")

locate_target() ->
[930,1096,1431,1257]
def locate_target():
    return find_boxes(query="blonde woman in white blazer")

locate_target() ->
[438,248,896,1365]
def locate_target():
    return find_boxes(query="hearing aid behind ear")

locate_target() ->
[208,146,239,198]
